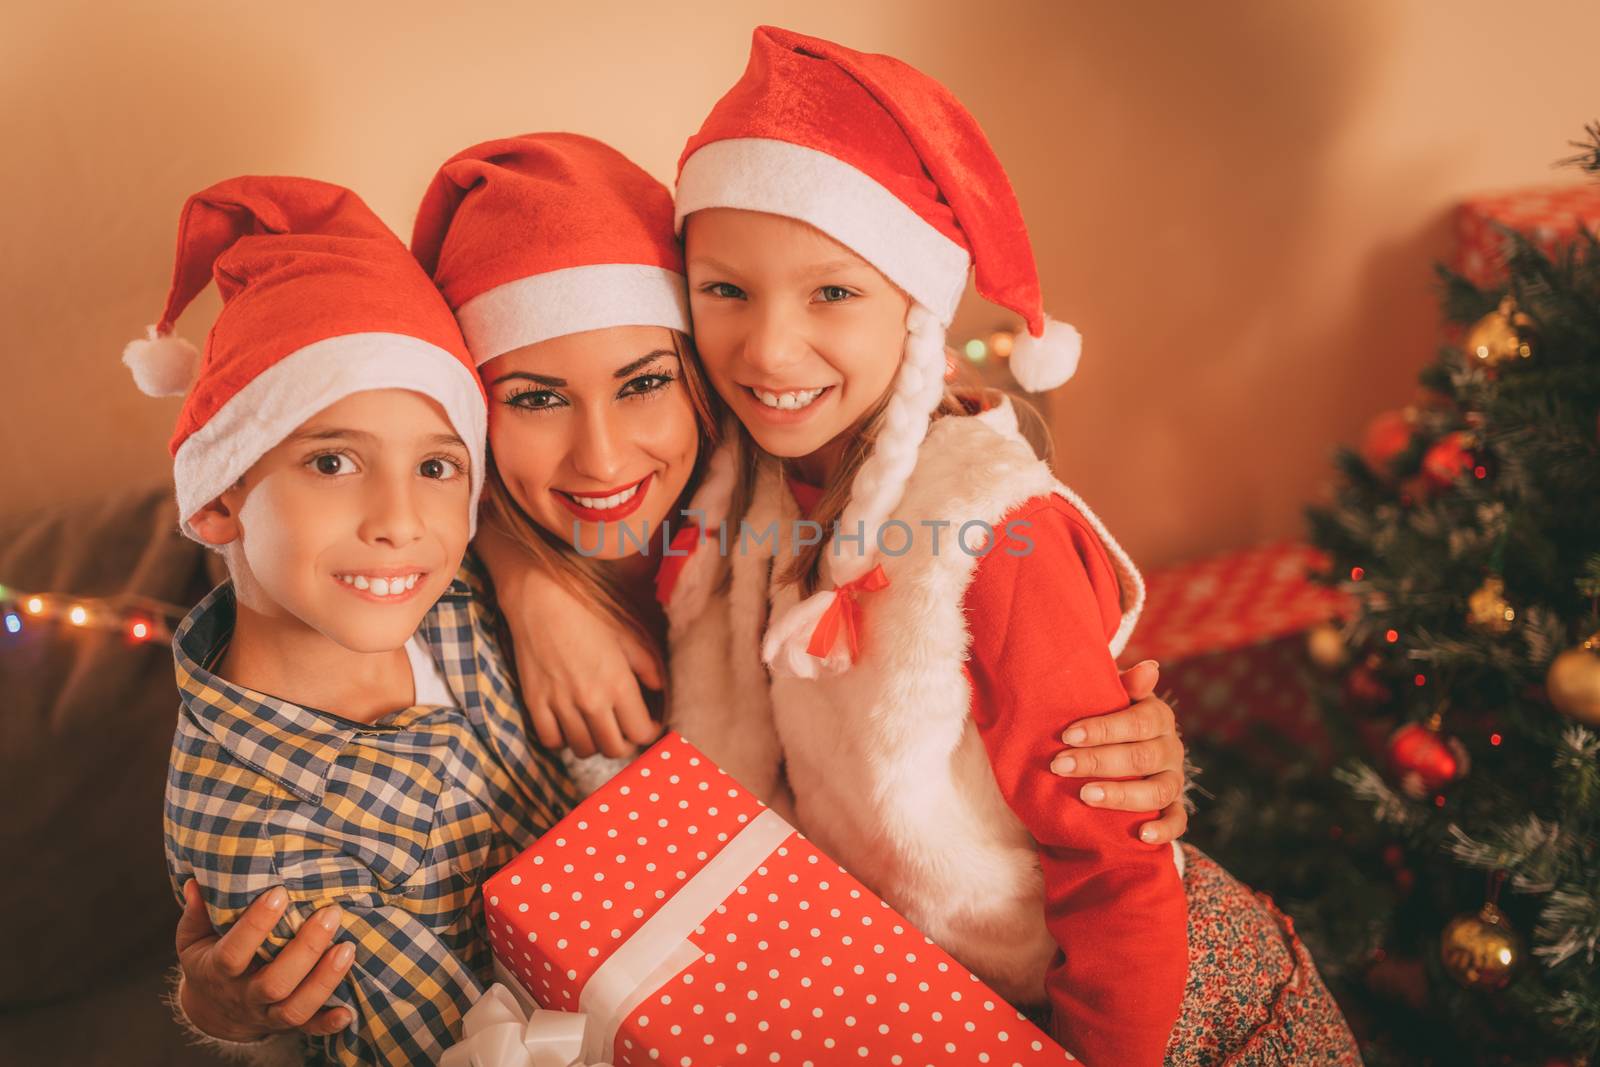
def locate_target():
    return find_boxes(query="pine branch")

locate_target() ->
[1446,817,1563,892]
[1335,761,1421,828]
[1558,120,1600,176]
[1534,887,1600,969]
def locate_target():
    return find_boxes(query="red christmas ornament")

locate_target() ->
[1359,410,1414,475]
[1387,713,1470,798]
[1421,432,1475,489]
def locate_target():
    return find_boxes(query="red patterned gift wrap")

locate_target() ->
[1119,542,1351,757]
[1452,183,1600,290]
[482,732,1071,1066]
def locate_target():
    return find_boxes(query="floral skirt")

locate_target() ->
[1164,845,1360,1066]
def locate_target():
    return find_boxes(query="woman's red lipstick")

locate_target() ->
[554,474,653,522]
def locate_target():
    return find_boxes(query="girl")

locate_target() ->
[659,26,1360,1066]
[169,132,1190,1053]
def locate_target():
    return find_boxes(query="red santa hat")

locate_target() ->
[675,25,1080,392]
[675,26,1080,677]
[411,132,690,365]
[122,176,486,540]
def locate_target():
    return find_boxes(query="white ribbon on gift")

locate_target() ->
[438,981,607,1067]
[445,808,794,1067]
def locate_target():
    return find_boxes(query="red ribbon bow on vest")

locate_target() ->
[806,564,891,660]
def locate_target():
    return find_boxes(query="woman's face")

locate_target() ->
[483,325,699,559]
[685,208,910,464]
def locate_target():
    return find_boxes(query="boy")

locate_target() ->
[131,176,576,1064]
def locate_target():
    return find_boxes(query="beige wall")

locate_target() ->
[4,0,1596,565]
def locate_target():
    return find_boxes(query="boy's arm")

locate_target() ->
[189,862,487,1066]
[169,813,486,1066]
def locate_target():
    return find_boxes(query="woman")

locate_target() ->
[168,132,1191,1054]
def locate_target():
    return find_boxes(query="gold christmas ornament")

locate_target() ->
[1306,622,1348,670]
[1440,902,1522,990]
[1465,295,1534,366]
[1467,576,1516,634]
[1547,633,1600,725]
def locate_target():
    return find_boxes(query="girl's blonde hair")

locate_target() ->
[727,349,1052,598]
[481,330,723,673]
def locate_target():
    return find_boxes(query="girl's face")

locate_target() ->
[483,325,699,559]
[685,209,910,466]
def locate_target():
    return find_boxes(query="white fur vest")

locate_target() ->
[666,400,1178,1005]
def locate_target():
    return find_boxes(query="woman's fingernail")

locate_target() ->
[333,943,355,968]
[1063,728,1087,746]
[265,887,286,910]
[318,907,342,931]
[1081,784,1105,803]
[1051,755,1076,776]
[1141,659,1160,672]
[1141,825,1160,843]
[331,1010,351,1028]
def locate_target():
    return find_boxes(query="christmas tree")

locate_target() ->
[1190,127,1600,1066]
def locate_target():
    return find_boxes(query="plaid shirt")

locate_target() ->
[164,557,578,1066]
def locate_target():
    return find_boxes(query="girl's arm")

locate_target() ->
[964,496,1188,1067]
[473,522,663,758]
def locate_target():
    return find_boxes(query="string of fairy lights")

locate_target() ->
[1,583,185,645]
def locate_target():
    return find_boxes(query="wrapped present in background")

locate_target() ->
[1451,183,1600,289]
[481,732,1070,1067]
[1120,542,1351,758]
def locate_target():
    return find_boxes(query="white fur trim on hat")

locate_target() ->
[171,332,487,541]
[1008,315,1082,393]
[676,138,970,325]
[455,263,691,366]
[123,326,201,397]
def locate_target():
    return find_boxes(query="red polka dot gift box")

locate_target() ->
[1452,183,1600,290]
[470,732,1072,1066]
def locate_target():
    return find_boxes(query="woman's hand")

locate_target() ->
[477,523,663,758]
[1051,661,1189,845]
[174,879,353,1041]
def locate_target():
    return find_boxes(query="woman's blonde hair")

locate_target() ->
[481,330,724,673]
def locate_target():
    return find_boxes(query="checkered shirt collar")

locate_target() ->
[172,576,474,803]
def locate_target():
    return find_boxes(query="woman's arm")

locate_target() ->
[172,879,351,1044]
[1058,660,1190,844]
[474,522,663,758]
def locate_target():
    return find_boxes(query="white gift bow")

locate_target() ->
[438,982,611,1067]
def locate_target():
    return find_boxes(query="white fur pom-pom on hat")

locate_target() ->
[1007,315,1082,394]
[122,325,200,398]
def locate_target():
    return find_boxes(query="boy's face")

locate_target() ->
[189,389,474,654]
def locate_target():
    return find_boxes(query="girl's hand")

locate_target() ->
[1050,661,1189,845]
[174,879,353,1041]
[477,524,663,758]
